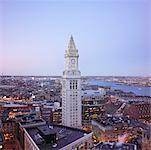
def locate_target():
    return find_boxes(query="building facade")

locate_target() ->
[81,90,106,126]
[14,107,93,150]
[62,36,81,128]
[23,124,93,150]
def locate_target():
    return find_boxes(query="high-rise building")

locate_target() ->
[62,35,81,128]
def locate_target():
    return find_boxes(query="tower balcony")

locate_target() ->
[63,70,81,78]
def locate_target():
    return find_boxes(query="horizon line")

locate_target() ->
[0,74,150,77]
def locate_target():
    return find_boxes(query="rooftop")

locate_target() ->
[92,115,149,132]
[94,115,131,127]
[16,113,46,128]
[26,124,91,150]
[94,142,137,150]
[3,104,28,108]
[82,90,105,97]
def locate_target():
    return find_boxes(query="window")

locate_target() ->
[70,80,72,89]
[69,80,78,90]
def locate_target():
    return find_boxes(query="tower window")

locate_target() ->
[70,80,72,89]
[69,80,78,90]
[75,80,78,89]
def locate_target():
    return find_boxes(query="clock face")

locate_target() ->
[71,59,75,64]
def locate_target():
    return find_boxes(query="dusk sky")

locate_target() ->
[0,0,150,76]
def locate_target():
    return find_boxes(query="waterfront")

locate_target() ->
[89,80,151,97]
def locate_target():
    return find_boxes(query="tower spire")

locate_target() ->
[68,35,76,51]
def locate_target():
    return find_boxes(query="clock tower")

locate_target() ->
[62,35,81,128]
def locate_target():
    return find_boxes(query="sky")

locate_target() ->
[0,0,150,76]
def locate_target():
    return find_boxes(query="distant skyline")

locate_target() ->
[0,0,150,76]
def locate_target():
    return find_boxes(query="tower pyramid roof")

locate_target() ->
[67,35,77,51]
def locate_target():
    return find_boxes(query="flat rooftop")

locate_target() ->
[95,115,149,129]
[95,142,137,150]
[26,124,90,150]
[3,104,28,108]
[82,90,105,97]
[16,113,46,128]
[20,119,45,126]
[94,116,131,127]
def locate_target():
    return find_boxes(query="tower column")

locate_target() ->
[62,36,82,128]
